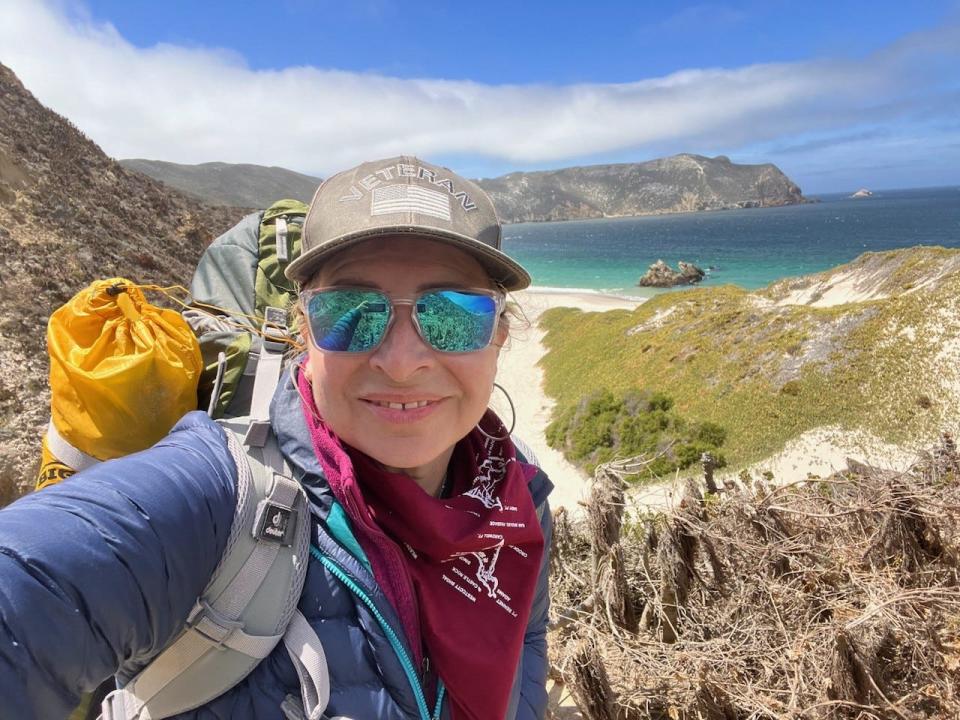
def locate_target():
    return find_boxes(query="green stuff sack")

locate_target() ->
[185,199,307,418]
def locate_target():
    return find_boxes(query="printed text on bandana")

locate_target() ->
[439,437,526,618]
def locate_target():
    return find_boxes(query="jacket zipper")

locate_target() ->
[310,545,446,720]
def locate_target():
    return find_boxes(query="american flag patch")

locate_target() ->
[371,184,451,221]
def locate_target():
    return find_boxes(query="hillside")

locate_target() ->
[477,154,806,222]
[120,159,322,208]
[0,63,244,504]
[123,154,806,224]
[541,246,960,475]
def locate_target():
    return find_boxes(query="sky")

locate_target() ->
[2,0,959,193]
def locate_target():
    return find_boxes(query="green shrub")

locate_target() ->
[693,421,727,447]
[548,387,728,484]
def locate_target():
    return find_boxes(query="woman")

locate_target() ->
[0,156,552,720]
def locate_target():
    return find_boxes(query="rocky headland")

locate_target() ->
[477,153,807,222]
[125,154,807,224]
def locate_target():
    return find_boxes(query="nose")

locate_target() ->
[368,304,435,381]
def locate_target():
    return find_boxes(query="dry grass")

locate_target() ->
[548,434,960,719]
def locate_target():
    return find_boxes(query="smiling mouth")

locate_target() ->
[367,399,435,410]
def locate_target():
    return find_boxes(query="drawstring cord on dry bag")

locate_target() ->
[132,283,304,353]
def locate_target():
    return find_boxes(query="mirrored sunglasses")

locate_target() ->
[300,287,505,353]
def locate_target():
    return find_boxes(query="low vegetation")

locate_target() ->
[548,435,960,719]
[539,246,960,471]
[546,388,727,483]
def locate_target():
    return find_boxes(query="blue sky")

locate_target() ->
[3,0,960,193]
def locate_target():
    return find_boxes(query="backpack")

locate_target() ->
[185,199,307,420]
[40,201,329,720]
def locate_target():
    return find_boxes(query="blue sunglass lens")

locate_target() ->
[305,289,499,353]
[416,290,498,352]
[306,290,390,352]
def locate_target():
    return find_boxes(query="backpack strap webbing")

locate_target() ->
[100,426,318,720]
[44,419,101,472]
[281,610,331,720]
[244,308,290,448]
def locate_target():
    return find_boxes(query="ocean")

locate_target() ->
[501,186,960,298]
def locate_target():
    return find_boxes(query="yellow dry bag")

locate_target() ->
[36,279,202,490]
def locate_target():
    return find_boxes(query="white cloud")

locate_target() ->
[1,0,957,178]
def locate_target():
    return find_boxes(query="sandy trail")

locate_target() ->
[495,289,643,513]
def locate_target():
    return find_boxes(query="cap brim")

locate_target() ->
[284,226,531,291]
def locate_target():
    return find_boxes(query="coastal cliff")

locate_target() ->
[476,154,807,223]
[121,154,806,223]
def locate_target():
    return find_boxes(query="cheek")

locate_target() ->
[454,350,500,404]
[304,350,354,414]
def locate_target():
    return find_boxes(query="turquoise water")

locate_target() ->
[501,186,960,297]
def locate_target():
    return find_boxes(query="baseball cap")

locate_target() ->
[284,156,531,291]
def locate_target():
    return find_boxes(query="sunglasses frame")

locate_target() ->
[299,286,506,354]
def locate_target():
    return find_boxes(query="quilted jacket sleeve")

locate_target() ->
[0,412,236,720]
[508,498,553,720]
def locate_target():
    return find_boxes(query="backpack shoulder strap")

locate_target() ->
[100,424,322,720]
[512,436,550,522]
[511,435,541,469]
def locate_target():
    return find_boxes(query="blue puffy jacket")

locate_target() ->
[0,371,553,719]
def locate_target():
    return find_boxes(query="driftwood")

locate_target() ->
[701,452,718,495]
[548,433,960,719]
[598,542,637,636]
[567,637,618,720]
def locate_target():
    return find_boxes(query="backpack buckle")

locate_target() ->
[186,599,244,651]
[261,307,289,353]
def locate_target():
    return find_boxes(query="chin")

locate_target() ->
[364,441,450,472]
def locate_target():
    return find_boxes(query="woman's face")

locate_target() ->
[301,236,506,474]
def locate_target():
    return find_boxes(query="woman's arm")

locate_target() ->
[0,412,236,719]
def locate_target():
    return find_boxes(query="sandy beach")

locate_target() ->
[495,289,644,513]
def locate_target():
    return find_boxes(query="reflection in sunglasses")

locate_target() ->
[322,300,376,352]
[306,288,501,353]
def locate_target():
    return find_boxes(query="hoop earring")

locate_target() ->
[476,382,516,442]
[294,362,322,423]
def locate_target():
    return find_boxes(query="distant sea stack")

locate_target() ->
[638,259,706,287]
[476,154,807,223]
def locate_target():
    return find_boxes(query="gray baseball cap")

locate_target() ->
[284,156,531,290]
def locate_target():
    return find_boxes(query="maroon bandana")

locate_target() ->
[298,371,545,720]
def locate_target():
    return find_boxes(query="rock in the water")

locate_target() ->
[639,260,705,287]
[678,261,705,283]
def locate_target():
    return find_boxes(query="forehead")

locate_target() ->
[309,236,492,289]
